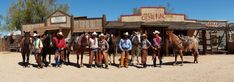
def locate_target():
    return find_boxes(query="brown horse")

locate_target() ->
[76,33,90,67]
[19,31,33,67]
[166,31,199,66]
[107,33,120,65]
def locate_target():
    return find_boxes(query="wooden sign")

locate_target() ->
[198,21,227,27]
[51,16,67,23]
[141,13,165,22]
[121,7,186,22]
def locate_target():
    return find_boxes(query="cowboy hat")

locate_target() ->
[123,32,129,36]
[153,30,160,34]
[92,32,97,35]
[99,33,105,37]
[58,32,63,36]
[33,33,38,37]
[141,34,147,37]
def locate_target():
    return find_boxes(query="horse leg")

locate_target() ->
[67,51,70,63]
[48,53,51,64]
[195,51,199,63]
[21,53,26,67]
[81,51,84,67]
[108,53,111,65]
[76,51,80,67]
[179,50,184,66]
[173,50,177,66]
[26,52,30,67]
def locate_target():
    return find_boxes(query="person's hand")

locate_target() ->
[121,49,124,52]
[71,47,74,51]
[39,49,41,53]
[104,50,108,53]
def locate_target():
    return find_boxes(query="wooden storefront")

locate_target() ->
[105,7,206,56]
[22,10,105,38]
[197,20,229,54]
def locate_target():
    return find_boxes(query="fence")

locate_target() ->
[0,38,8,52]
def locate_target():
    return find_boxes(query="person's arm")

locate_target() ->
[53,37,59,48]
[119,39,123,51]
[146,39,151,49]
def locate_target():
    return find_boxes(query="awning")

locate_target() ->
[105,22,142,29]
[105,21,206,30]
[142,22,206,30]
[33,26,70,34]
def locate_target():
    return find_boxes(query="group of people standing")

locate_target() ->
[32,31,66,68]
[119,30,162,68]
[30,30,163,69]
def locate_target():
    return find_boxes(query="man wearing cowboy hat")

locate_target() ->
[141,33,151,68]
[152,30,163,67]
[33,33,43,68]
[119,32,132,68]
[88,32,100,68]
[54,32,66,67]
[98,33,109,69]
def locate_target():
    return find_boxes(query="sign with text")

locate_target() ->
[121,7,186,22]
[51,16,67,23]
[198,21,227,27]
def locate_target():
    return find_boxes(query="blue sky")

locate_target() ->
[59,0,234,22]
[0,0,234,22]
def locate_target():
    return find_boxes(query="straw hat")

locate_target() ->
[123,32,129,36]
[58,32,63,36]
[92,32,97,35]
[153,30,160,34]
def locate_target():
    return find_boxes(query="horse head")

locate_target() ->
[80,33,90,46]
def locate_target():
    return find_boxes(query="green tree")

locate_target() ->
[7,0,69,30]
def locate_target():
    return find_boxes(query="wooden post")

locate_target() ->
[202,30,207,55]
[226,24,229,54]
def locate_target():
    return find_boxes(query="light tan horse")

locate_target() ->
[166,31,199,66]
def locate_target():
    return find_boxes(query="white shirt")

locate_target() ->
[89,38,98,49]
[33,38,43,49]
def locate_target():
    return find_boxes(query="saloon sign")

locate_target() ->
[141,13,165,21]
[121,7,186,22]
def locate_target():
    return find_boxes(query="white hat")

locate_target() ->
[153,30,160,34]
[141,34,147,37]
[92,32,97,35]
[99,33,105,37]
[58,32,63,36]
[123,32,129,36]
[33,33,38,37]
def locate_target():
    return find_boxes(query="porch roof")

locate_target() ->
[105,21,206,30]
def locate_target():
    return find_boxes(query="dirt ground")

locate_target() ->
[0,52,234,82]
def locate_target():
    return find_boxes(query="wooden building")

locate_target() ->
[22,10,106,38]
[104,7,231,55]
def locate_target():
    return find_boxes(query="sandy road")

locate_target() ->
[0,52,233,82]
